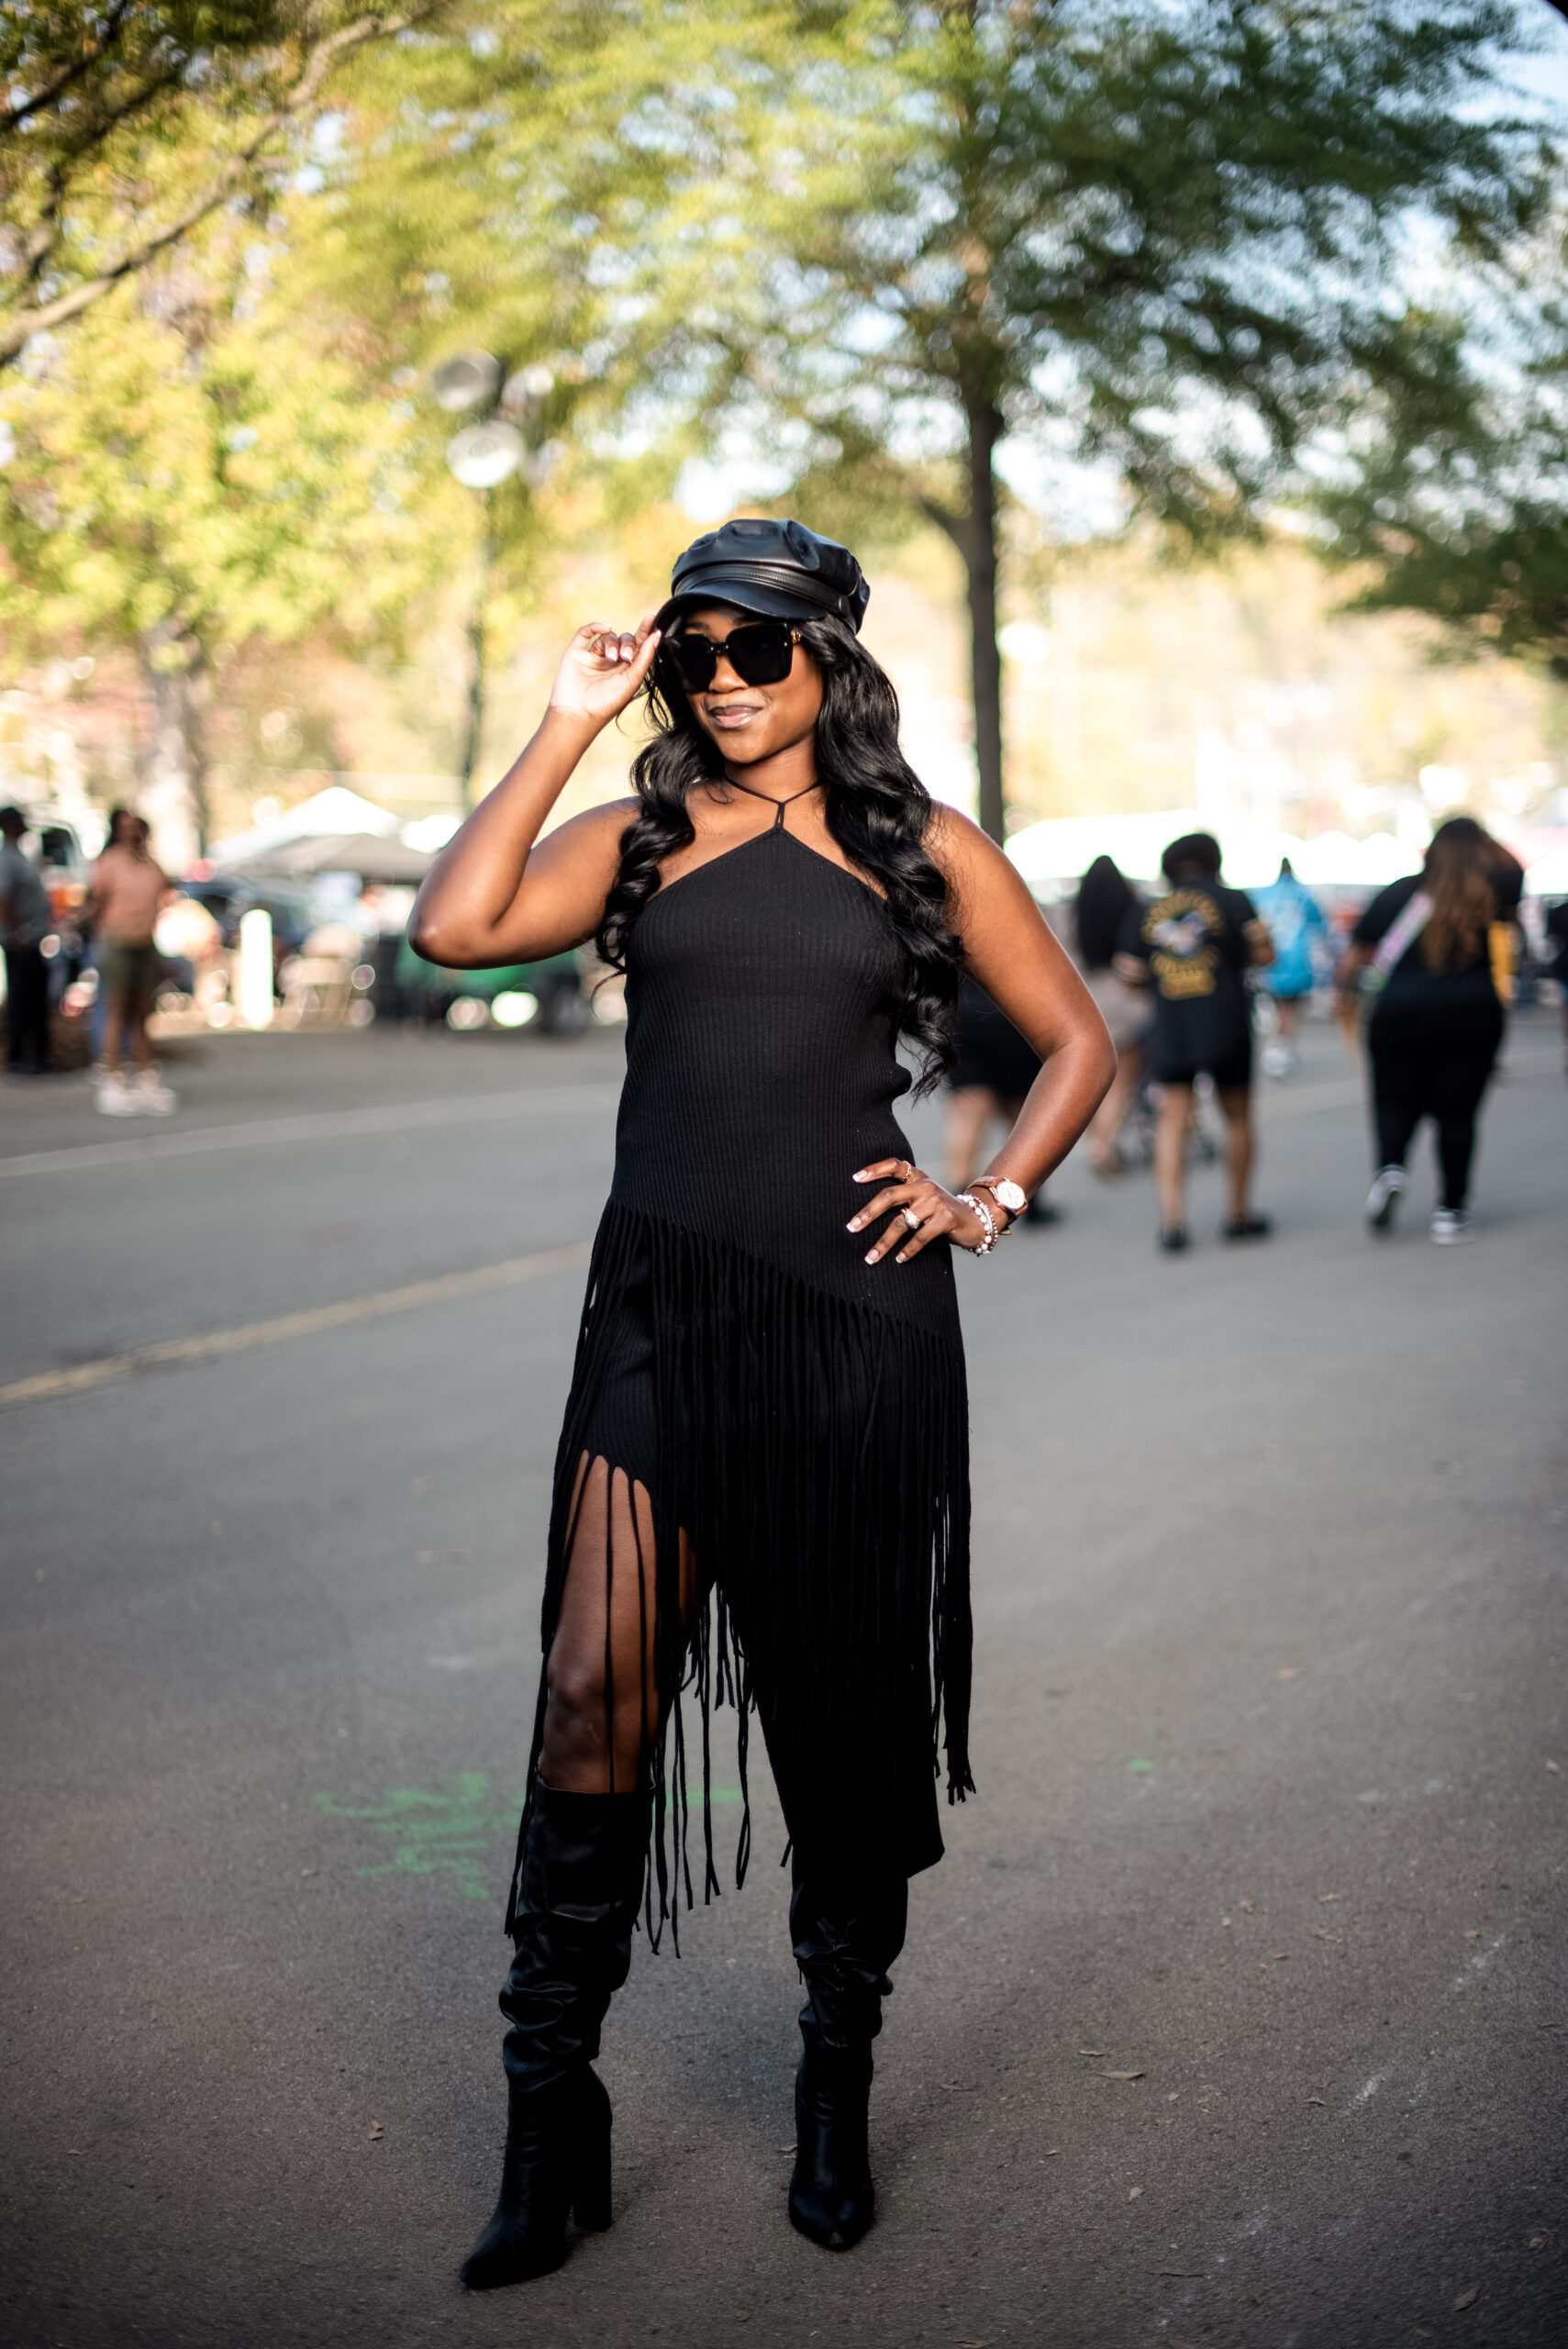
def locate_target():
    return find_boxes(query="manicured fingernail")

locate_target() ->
[895,1251,906,1264]
[852,1170,870,1181]
[846,1218,861,1231]
[864,1249,877,1264]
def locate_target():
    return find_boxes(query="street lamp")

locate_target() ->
[432,351,559,809]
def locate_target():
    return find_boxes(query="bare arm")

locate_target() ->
[1336,940,1372,996]
[408,618,660,969]
[1244,917,1275,969]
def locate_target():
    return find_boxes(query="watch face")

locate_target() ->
[994,1179,1027,1214]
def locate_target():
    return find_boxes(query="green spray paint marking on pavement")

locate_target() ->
[1128,1759,1156,1773]
[312,1773,746,1902]
[313,1775,522,1900]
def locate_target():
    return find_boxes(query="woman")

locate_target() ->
[1340,816,1519,1242]
[83,810,176,1116]
[1253,854,1328,1078]
[410,518,1114,2290]
[1054,854,1148,1175]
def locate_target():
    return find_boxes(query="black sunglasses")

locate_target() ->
[664,618,799,694]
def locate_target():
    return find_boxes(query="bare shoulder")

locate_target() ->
[929,807,1004,883]
[925,803,1040,926]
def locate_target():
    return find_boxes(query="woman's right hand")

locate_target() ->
[548,617,662,729]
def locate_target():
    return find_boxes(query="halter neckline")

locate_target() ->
[724,775,823,829]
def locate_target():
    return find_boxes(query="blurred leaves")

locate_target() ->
[1,0,1564,818]
[0,0,469,360]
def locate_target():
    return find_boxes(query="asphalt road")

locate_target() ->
[2,1013,1564,2349]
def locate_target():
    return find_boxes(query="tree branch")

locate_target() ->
[918,492,968,550]
[0,0,137,135]
[0,6,431,365]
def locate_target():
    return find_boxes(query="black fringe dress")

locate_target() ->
[507,813,973,1941]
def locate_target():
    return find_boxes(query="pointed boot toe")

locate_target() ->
[788,2171,874,2252]
[460,2205,569,2292]
[458,2071,610,2292]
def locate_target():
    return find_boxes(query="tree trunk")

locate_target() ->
[962,399,1006,845]
[926,404,1007,843]
[139,623,208,869]
[456,491,495,810]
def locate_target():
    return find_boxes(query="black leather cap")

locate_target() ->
[653,517,870,634]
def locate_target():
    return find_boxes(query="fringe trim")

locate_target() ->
[506,1202,972,1948]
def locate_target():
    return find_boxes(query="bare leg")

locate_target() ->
[539,1454,696,1795]
[1275,997,1303,1051]
[1087,1044,1140,1172]
[130,997,153,1072]
[101,996,126,1073]
[1218,1085,1255,1222]
[1154,1082,1193,1230]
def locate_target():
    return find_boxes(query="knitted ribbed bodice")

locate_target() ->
[610,825,957,1333]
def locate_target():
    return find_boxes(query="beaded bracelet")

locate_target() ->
[956,1190,999,1256]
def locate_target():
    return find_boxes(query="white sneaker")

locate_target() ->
[96,1074,139,1116]
[1430,1208,1472,1244]
[133,1069,177,1115]
[1365,1165,1406,1230]
[1262,1041,1294,1079]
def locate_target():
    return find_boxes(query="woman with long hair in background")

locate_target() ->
[1340,815,1522,1242]
[409,518,1114,2290]
[1056,853,1149,1176]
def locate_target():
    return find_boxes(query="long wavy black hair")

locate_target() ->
[1073,853,1139,972]
[596,615,963,1091]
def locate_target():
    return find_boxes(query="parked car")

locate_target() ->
[391,933,588,1034]
[179,874,318,955]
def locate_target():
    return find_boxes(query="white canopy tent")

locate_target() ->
[207,785,402,871]
[1005,808,1429,896]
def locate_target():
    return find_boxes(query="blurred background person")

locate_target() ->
[1340,816,1520,1244]
[1047,854,1149,1177]
[82,813,177,1117]
[1253,854,1328,1079]
[1116,830,1274,1252]
[944,978,1057,1224]
[0,804,56,1077]
[1545,894,1568,1079]
[84,807,137,1070]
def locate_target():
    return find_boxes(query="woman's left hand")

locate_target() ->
[848,1159,991,1263]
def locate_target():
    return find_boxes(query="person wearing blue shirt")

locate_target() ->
[1254,856,1327,1076]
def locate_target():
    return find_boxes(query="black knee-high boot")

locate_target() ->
[787,1860,908,2252]
[461,1781,651,2292]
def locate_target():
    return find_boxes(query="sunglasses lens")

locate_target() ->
[670,620,794,691]
[728,622,794,685]
[668,637,717,691]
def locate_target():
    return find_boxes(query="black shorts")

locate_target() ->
[1153,1036,1253,1093]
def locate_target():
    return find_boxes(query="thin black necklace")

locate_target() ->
[722,775,823,829]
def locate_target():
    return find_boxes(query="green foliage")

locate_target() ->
[618,0,1552,830]
[1307,269,1568,672]
[0,245,457,662]
[0,0,454,361]
[703,0,1542,524]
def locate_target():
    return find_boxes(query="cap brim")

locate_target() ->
[651,577,828,633]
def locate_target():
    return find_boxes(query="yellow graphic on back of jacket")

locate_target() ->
[1143,889,1222,1000]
